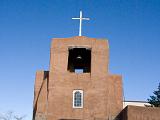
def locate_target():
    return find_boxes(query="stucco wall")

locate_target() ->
[33,36,123,120]
[119,105,160,120]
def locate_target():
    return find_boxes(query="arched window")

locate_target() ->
[73,90,83,108]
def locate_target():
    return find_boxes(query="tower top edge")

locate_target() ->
[51,36,108,41]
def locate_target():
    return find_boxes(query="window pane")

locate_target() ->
[74,91,82,107]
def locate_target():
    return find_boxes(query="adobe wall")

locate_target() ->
[46,72,122,120]
[49,36,109,75]
[33,36,123,120]
[33,71,49,120]
[119,105,160,120]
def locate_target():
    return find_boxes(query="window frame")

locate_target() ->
[72,90,83,108]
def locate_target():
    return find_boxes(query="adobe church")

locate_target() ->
[33,12,160,120]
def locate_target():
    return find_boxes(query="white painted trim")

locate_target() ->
[123,101,151,108]
[72,90,83,108]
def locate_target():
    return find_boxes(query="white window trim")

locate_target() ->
[72,90,83,108]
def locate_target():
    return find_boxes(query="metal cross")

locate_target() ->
[72,11,90,36]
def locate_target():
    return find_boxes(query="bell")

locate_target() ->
[76,55,82,59]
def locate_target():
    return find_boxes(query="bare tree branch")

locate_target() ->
[0,111,26,120]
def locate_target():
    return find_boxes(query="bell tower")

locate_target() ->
[33,36,123,120]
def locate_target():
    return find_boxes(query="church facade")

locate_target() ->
[33,36,123,120]
[33,36,160,120]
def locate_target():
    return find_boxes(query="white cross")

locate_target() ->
[72,11,90,36]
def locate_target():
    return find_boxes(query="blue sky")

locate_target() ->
[0,0,160,119]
